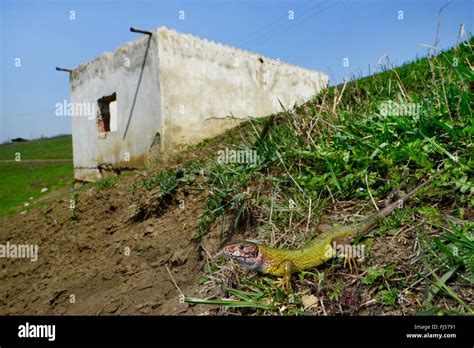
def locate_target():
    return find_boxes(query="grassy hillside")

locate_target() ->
[139,38,472,314]
[0,135,72,160]
[0,135,73,216]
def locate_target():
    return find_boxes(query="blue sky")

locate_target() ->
[0,0,472,142]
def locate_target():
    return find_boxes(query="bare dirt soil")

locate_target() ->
[0,173,222,315]
[0,125,249,316]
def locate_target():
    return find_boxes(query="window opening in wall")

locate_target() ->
[97,92,117,134]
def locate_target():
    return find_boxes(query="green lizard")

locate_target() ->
[222,169,447,287]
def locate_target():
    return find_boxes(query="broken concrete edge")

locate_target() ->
[74,165,137,183]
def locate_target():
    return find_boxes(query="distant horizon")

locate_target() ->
[1,0,472,143]
[2,133,72,145]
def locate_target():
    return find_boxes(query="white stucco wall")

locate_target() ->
[69,27,328,181]
[156,27,329,153]
[70,34,162,181]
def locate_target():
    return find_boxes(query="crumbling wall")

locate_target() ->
[70,34,162,181]
[156,27,328,154]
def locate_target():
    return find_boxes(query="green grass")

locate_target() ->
[0,135,72,160]
[0,162,73,216]
[0,135,74,216]
[183,38,473,315]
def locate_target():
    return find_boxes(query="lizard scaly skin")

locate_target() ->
[222,169,447,286]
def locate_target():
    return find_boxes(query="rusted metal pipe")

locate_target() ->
[55,67,73,73]
[130,27,152,36]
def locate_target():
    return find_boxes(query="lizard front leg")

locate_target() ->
[275,260,295,290]
[333,236,358,274]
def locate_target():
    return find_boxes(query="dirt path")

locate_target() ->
[0,174,220,315]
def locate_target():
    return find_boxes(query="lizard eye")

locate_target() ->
[252,247,259,257]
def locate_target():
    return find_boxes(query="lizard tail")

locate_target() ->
[377,166,451,219]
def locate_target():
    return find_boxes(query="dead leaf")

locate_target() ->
[302,294,318,309]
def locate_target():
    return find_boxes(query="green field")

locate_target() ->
[0,135,72,160]
[0,135,73,216]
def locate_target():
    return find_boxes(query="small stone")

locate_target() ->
[302,294,318,310]
[41,188,48,193]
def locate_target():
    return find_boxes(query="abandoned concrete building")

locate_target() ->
[69,26,328,181]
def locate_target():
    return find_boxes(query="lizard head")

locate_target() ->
[222,240,264,271]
